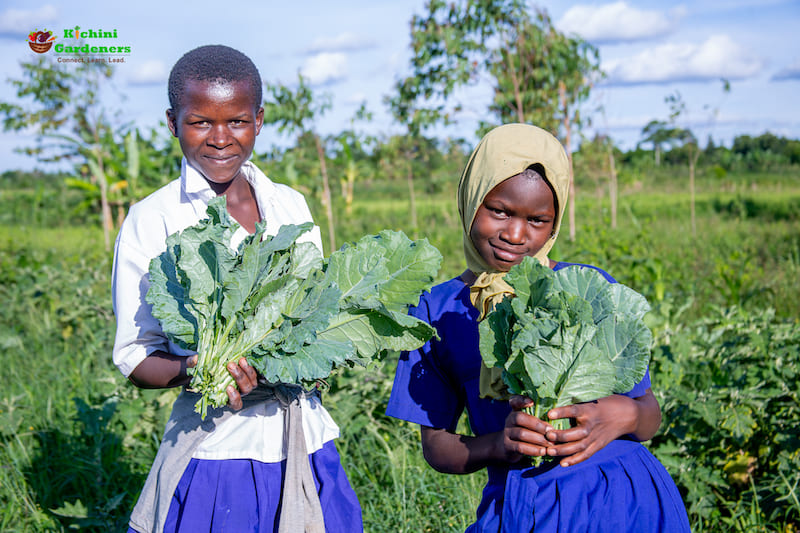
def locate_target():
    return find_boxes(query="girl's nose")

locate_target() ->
[500,218,525,244]
[208,124,231,148]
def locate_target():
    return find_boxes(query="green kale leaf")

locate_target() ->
[146,197,442,418]
[479,257,652,463]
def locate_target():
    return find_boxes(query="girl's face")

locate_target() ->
[166,79,263,186]
[469,173,556,272]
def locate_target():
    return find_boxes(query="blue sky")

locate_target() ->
[1,0,798,172]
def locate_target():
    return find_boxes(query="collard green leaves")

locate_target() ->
[146,197,442,418]
[479,257,652,439]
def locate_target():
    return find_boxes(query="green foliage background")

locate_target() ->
[1,158,799,532]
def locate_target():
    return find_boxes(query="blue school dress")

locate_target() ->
[127,440,361,532]
[386,263,691,533]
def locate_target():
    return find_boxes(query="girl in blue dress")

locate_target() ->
[386,123,690,532]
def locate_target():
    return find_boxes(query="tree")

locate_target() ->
[574,134,619,229]
[664,81,730,236]
[332,103,375,216]
[486,9,601,240]
[400,0,524,129]
[399,0,601,241]
[0,55,122,249]
[664,91,700,236]
[385,91,427,238]
[640,120,678,167]
[263,74,336,254]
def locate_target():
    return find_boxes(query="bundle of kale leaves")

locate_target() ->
[479,257,652,461]
[146,197,441,418]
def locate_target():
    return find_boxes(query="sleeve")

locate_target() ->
[111,210,180,378]
[622,366,652,398]
[385,297,464,431]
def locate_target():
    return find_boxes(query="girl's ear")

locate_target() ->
[255,106,264,134]
[166,109,178,137]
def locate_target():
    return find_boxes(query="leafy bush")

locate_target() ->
[649,305,800,530]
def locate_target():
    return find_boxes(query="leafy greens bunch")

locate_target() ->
[479,257,652,461]
[146,197,442,418]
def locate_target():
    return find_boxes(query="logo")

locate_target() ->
[28,29,55,54]
[25,25,132,64]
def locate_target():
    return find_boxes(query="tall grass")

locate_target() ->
[0,170,798,531]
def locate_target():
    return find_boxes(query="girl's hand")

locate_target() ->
[544,392,656,467]
[500,395,554,462]
[225,357,258,410]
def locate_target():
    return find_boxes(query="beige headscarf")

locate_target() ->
[457,123,571,398]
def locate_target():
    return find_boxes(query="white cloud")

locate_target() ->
[343,91,368,106]
[300,52,348,85]
[772,58,800,81]
[128,60,169,86]
[557,1,684,43]
[0,5,58,38]
[305,32,375,54]
[604,34,764,85]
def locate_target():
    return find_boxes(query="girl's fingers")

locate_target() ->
[509,395,534,410]
[226,385,243,410]
[227,358,257,393]
[507,426,551,446]
[547,441,599,467]
[547,403,581,422]
[509,412,554,434]
[545,425,589,444]
[239,358,257,386]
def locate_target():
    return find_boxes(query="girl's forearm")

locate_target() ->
[420,426,506,474]
[128,350,193,389]
[629,388,662,441]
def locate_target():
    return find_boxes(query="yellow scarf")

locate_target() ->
[457,123,571,399]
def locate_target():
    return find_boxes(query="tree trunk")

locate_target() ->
[559,82,576,241]
[98,162,112,251]
[406,150,418,239]
[345,160,355,216]
[503,46,525,123]
[607,144,618,230]
[314,134,336,254]
[689,144,698,237]
[90,145,112,251]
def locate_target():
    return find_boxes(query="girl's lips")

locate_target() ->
[204,155,237,164]
[490,243,525,263]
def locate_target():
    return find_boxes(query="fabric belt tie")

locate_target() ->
[128,383,325,533]
[273,385,326,533]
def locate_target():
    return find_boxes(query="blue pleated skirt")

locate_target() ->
[468,439,690,533]
[128,440,362,533]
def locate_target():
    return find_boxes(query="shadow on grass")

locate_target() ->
[25,396,149,532]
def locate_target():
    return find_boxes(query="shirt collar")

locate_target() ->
[179,157,278,219]
[181,158,216,203]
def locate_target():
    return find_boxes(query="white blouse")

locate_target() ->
[111,158,338,461]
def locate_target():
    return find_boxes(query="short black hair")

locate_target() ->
[168,45,262,111]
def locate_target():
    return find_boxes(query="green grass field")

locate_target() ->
[1,170,798,532]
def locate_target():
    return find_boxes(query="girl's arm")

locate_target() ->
[420,399,554,474]
[537,388,662,467]
[128,352,258,410]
